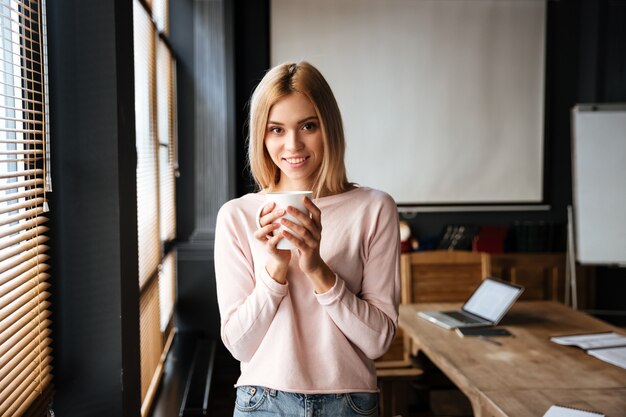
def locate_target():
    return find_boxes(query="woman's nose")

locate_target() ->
[285,131,303,150]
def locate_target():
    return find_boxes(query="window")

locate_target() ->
[132,0,177,414]
[0,0,53,416]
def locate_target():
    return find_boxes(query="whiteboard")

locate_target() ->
[271,0,546,205]
[572,104,626,265]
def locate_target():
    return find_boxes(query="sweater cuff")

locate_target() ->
[315,274,345,305]
[260,267,289,297]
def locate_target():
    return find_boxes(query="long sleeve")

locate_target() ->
[214,203,288,362]
[214,189,400,393]
[315,193,401,359]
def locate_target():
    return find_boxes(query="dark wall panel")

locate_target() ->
[176,257,220,338]
[171,0,196,241]
[234,0,270,195]
[172,0,239,338]
[47,0,140,415]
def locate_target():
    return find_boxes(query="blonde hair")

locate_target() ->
[248,61,351,198]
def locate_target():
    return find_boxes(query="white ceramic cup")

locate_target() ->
[257,191,313,250]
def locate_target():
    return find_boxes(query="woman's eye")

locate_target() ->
[269,126,282,134]
[302,123,316,131]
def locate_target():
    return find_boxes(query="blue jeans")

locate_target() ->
[233,386,379,417]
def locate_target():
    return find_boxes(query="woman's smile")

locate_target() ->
[283,155,310,166]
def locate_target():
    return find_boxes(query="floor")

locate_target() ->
[209,345,239,416]
[149,332,239,417]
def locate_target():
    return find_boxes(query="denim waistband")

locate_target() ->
[242,385,349,399]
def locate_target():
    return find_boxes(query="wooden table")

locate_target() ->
[399,301,626,417]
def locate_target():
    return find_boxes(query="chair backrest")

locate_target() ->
[489,253,565,301]
[400,250,490,303]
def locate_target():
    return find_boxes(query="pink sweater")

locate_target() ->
[214,187,400,393]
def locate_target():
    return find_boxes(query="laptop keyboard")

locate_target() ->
[445,311,484,324]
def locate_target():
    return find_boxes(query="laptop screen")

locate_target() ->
[463,278,523,322]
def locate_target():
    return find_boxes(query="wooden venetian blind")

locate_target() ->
[138,274,162,414]
[156,38,176,243]
[134,0,160,291]
[158,250,175,332]
[151,0,168,36]
[0,0,53,416]
[133,0,177,415]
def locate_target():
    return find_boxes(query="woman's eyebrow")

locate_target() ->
[298,116,319,124]
[267,116,318,125]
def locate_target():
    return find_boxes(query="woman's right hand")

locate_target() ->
[253,202,291,284]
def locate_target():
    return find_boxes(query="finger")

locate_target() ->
[256,202,275,229]
[303,197,321,220]
[284,209,320,240]
[267,232,287,252]
[253,223,280,241]
[285,205,316,228]
[280,219,308,239]
[259,207,285,228]
[260,202,276,217]
[281,229,307,250]
[281,219,319,247]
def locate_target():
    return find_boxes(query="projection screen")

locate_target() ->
[271,0,546,206]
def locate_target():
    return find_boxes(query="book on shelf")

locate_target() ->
[550,331,626,370]
[510,221,566,252]
[472,226,508,253]
[437,225,479,251]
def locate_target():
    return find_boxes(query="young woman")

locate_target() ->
[215,61,400,416]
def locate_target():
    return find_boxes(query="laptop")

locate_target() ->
[417,277,524,329]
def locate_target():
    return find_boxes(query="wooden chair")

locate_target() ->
[401,250,491,304]
[376,365,423,417]
[375,306,422,416]
[490,252,599,309]
[375,250,490,416]
[489,253,566,301]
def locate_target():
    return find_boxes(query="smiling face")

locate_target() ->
[264,92,325,191]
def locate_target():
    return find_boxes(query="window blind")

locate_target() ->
[134,0,160,291]
[151,0,168,35]
[156,38,176,243]
[139,274,162,414]
[133,0,177,415]
[158,250,175,332]
[0,0,52,416]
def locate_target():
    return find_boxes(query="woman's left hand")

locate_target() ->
[280,197,336,293]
